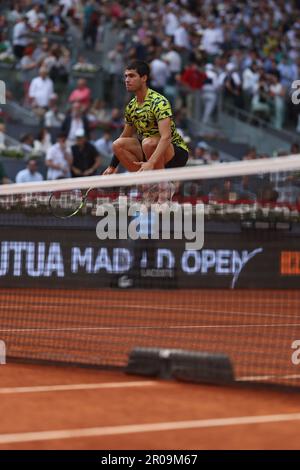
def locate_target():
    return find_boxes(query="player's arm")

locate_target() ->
[103,124,135,175]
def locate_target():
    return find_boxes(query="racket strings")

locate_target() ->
[49,188,92,218]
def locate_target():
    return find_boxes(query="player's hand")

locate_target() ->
[134,161,155,172]
[103,166,117,175]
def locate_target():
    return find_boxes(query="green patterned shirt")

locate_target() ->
[124,88,188,152]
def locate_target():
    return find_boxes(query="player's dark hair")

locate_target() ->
[126,60,150,81]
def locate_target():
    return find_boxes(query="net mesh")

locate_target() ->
[0,156,300,386]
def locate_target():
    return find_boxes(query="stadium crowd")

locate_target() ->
[0,0,300,205]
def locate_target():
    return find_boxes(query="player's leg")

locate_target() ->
[141,137,174,169]
[112,137,144,172]
[142,137,189,203]
[141,137,174,204]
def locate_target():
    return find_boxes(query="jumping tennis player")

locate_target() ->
[103,60,189,175]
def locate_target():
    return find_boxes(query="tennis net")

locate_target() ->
[0,156,300,387]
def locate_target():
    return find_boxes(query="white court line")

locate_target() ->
[0,381,157,395]
[2,304,300,322]
[1,413,300,445]
[0,377,297,395]
[0,323,300,334]
[237,373,300,382]
[3,297,300,305]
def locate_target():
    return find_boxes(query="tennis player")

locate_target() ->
[103,60,189,175]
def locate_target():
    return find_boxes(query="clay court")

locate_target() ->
[1,289,300,450]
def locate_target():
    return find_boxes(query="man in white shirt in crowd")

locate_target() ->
[242,62,260,109]
[150,54,170,95]
[173,21,191,51]
[12,15,30,59]
[163,4,179,36]
[26,3,45,30]
[162,42,182,79]
[15,158,44,183]
[28,66,54,115]
[201,18,224,56]
[45,133,73,180]
[201,63,219,124]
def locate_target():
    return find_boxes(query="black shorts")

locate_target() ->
[165,145,189,168]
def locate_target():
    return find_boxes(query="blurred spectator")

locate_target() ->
[34,128,52,155]
[19,44,38,104]
[82,0,100,49]
[44,93,66,128]
[0,161,10,184]
[222,63,243,108]
[45,133,72,180]
[88,99,111,128]
[175,107,189,133]
[251,75,271,121]
[106,42,126,106]
[58,0,73,18]
[28,66,54,116]
[94,131,113,161]
[26,3,45,30]
[269,73,285,130]
[162,42,182,83]
[242,63,260,110]
[68,79,91,111]
[201,18,224,57]
[150,53,170,95]
[208,150,222,165]
[173,21,191,51]
[209,178,241,202]
[48,5,68,34]
[109,107,123,131]
[277,56,298,90]
[180,62,206,90]
[43,44,70,86]
[71,128,101,177]
[33,37,50,66]
[7,4,22,23]
[0,15,9,49]
[163,5,179,37]
[189,141,210,164]
[179,62,206,118]
[291,143,300,155]
[243,147,258,160]
[61,102,90,145]
[0,123,6,149]
[20,133,34,155]
[15,158,44,183]
[201,63,219,124]
[12,15,30,59]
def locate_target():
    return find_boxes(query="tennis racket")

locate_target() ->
[49,187,95,219]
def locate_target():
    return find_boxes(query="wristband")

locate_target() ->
[110,154,119,168]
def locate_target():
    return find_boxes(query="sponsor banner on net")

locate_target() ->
[291,340,300,365]
[95,198,205,251]
[0,340,6,365]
